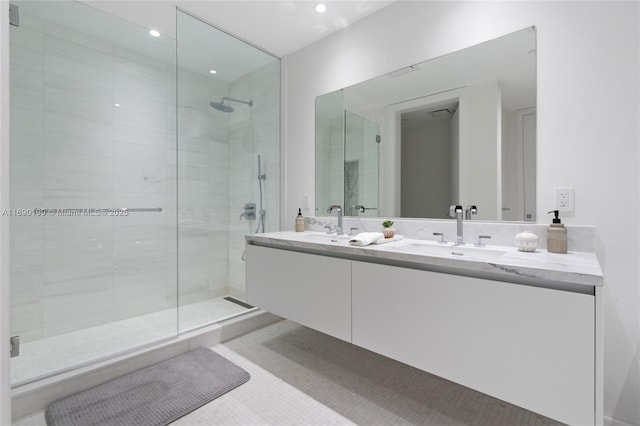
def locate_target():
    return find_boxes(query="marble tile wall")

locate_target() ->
[227,61,281,299]
[307,216,596,253]
[10,14,177,343]
[177,67,229,310]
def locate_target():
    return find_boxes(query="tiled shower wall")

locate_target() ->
[176,66,229,307]
[10,14,178,342]
[227,61,281,298]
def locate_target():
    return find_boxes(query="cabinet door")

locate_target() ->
[246,245,351,341]
[352,261,594,426]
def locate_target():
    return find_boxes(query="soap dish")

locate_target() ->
[515,231,539,252]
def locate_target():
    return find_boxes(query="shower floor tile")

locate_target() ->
[10,296,248,385]
[14,320,563,426]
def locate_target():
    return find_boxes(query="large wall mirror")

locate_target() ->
[315,27,536,221]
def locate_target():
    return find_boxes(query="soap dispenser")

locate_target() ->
[547,210,567,254]
[295,208,305,232]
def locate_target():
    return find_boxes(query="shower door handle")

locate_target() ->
[119,208,163,213]
[33,207,163,215]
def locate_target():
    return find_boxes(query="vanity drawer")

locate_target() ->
[246,245,352,342]
[351,261,594,426]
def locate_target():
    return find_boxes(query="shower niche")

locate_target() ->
[8,3,280,386]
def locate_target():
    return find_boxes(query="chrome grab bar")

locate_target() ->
[119,208,162,213]
[35,207,162,214]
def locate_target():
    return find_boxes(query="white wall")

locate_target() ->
[284,2,640,425]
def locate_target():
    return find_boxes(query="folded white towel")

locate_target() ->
[349,232,384,247]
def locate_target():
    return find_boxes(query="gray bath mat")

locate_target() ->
[45,347,250,426]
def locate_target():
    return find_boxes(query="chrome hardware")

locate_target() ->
[465,205,478,220]
[10,336,19,358]
[9,4,19,27]
[450,205,464,246]
[327,205,343,235]
[33,207,162,215]
[353,205,366,214]
[475,235,492,247]
[119,208,162,213]
[433,232,446,244]
[240,202,256,220]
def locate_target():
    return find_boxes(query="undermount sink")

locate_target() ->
[394,241,507,260]
[280,232,507,258]
[292,232,352,243]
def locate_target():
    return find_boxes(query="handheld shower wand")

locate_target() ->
[254,155,266,234]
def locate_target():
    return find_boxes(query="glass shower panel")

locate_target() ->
[9,1,178,385]
[176,11,280,332]
[345,111,379,216]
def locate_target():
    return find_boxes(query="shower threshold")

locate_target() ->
[11,296,252,386]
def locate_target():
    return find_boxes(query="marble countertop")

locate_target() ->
[246,231,603,288]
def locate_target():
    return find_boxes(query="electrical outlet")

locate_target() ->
[302,194,310,211]
[555,187,574,214]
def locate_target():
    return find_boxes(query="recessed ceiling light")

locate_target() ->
[114,103,121,107]
[209,70,217,75]
[315,3,327,13]
[149,29,160,37]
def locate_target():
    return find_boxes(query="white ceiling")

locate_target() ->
[82,1,397,57]
[14,1,394,83]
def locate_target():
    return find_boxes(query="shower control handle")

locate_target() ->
[240,203,256,221]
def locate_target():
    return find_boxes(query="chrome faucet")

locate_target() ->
[353,205,365,215]
[450,204,464,245]
[465,205,478,220]
[327,204,343,235]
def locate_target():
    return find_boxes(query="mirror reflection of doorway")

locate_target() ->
[400,102,459,218]
[502,107,536,222]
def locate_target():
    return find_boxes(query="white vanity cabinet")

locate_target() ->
[351,261,595,426]
[246,245,352,341]
[245,238,601,426]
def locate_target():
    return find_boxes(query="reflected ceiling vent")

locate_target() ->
[429,104,458,118]
[388,65,419,78]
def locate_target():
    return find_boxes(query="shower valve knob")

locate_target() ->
[240,203,256,220]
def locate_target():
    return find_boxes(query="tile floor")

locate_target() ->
[11,297,249,385]
[14,320,563,426]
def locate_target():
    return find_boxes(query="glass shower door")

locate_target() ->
[345,111,379,216]
[176,10,281,332]
[9,1,178,385]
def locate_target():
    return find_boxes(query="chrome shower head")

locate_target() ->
[209,97,253,113]
[209,101,234,112]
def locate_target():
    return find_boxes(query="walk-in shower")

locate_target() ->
[8,2,280,386]
[210,97,253,112]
